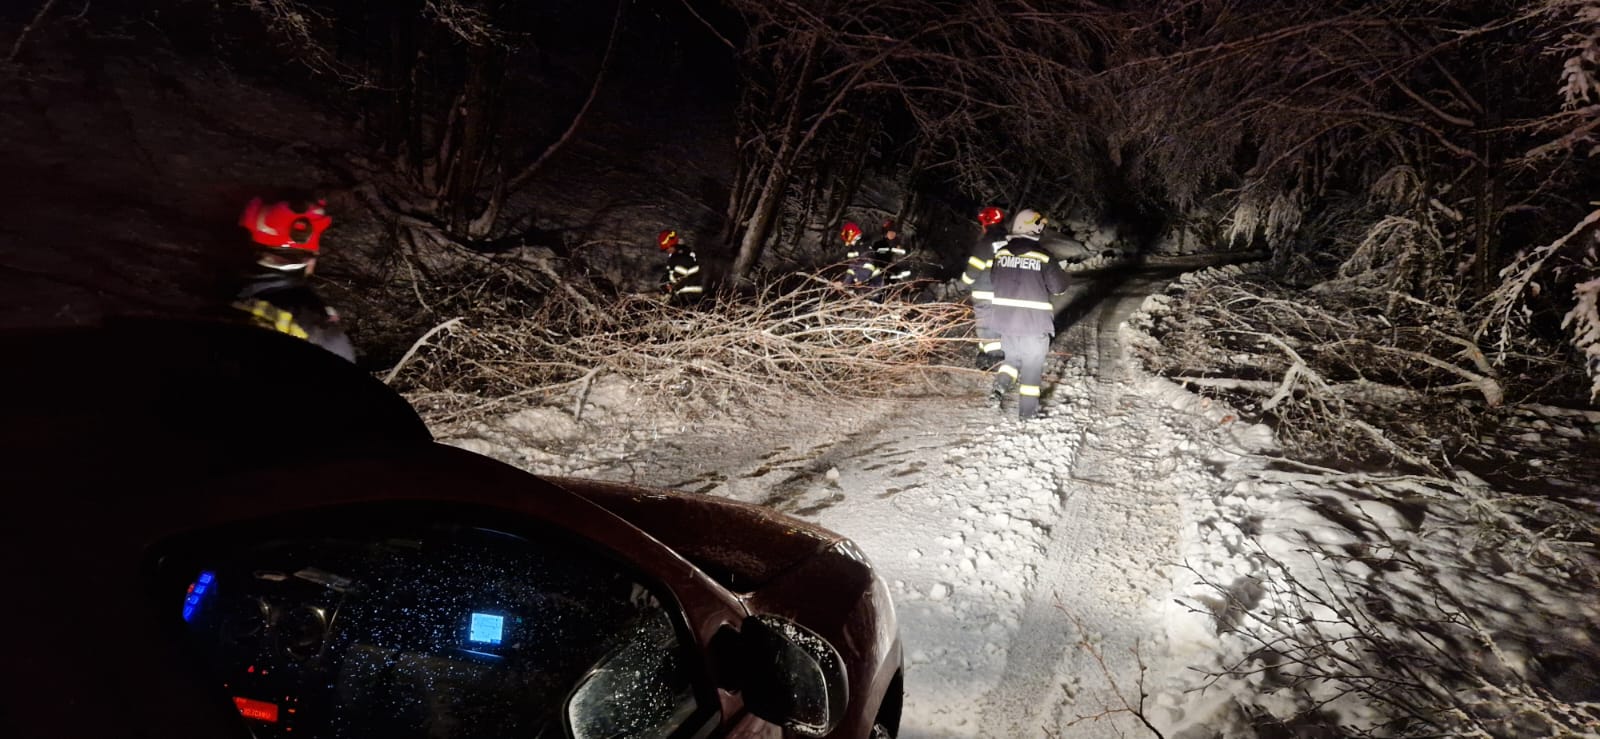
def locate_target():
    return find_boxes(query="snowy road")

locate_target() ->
[447,267,1253,737]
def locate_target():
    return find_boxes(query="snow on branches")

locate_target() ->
[1135,266,1508,474]
[1480,207,1600,397]
[386,274,973,430]
[1562,275,1600,399]
[1557,0,1600,111]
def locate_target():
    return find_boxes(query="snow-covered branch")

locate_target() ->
[389,275,974,428]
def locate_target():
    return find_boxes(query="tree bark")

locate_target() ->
[731,34,822,280]
[443,46,503,236]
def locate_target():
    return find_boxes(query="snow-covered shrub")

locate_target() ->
[1133,268,1506,473]
[1129,268,1600,739]
[1482,208,1600,401]
[1564,276,1600,399]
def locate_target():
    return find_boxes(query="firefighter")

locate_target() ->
[872,218,912,284]
[658,229,704,304]
[989,208,1069,420]
[961,206,1008,368]
[233,195,355,362]
[838,221,884,297]
[843,220,869,260]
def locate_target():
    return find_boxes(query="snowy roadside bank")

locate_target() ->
[1132,268,1600,738]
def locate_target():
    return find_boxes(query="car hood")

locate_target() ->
[549,476,846,594]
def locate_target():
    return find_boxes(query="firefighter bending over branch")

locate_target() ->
[872,218,911,284]
[838,221,884,297]
[658,229,704,305]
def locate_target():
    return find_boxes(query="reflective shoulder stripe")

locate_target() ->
[1018,251,1051,261]
[233,299,310,340]
[967,256,987,270]
[971,290,994,301]
[991,297,1054,311]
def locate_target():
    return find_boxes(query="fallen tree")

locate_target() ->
[383,273,975,432]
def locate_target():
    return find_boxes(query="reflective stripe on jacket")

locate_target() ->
[663,249,704,297]
[989,235,1068,336]
[844,254,884,290]
[961,225,1009,302]
[235,273,356,362]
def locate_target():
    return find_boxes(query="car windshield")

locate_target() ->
[166,516,697,738]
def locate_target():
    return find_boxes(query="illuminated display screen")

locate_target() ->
[182,571,216,623]
[468,612,505,645]
[233,696,280,723]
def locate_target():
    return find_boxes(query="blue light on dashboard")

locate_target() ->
[183,570,217,623]
[468,612,504,645]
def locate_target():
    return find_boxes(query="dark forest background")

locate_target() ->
[2,0,1598,405]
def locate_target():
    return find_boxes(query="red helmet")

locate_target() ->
[977,206,1004,227]
[240,197,331,254]
[657,229,679,251]
[840,222,862,245]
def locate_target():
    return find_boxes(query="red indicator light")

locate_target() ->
[233,696,280,723]
[246,665,255,673]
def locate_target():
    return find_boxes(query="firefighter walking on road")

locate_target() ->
[961,206,1008,368]
[658,229,704,305]
[989,208,1069,420]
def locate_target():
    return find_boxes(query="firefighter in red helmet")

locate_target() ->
[232,195,355,362]
[962,206,1009,368]
[658,229,704,304]
[838,221,883,297]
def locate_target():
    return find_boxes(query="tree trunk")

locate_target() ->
[899,141,927,226]
[732,151,791,279]
[730,35,821,280]
[1471,93,1503,295]
[382,6,418,162]
[823,112,872,231]
[438,46,505,238]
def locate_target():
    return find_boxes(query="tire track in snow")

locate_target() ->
[980,274,1188,736]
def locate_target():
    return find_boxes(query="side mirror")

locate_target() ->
[737,615,849,737]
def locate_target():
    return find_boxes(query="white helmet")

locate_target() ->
[1011,209,1047,236]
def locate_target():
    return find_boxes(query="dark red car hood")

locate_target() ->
[550,476,847,594]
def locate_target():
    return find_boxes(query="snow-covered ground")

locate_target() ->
[439,266,1600,737]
